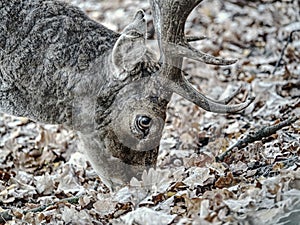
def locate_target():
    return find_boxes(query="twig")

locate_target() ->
[216,116,299,162]
[186,35,207,42]
[272,29,300,75]
[24,195,81,214]
[250,156,299,178]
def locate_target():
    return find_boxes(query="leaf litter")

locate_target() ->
[0,0,300,224]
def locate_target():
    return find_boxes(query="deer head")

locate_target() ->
[74,10,171,190]
[79,2,254,190]
[0,0,254,191]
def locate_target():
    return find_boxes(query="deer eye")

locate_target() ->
[135,115,152,134]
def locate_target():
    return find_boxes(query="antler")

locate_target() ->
[150,0,254,113]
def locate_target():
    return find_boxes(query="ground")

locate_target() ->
[0,0,299,224]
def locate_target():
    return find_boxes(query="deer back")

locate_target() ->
[0,0,170,189]
[0,0,254,190]
[0,0,120,124]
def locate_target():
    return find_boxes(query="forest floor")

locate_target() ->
[0,0,299,224]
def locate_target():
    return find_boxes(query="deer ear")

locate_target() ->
[112,10,147,80]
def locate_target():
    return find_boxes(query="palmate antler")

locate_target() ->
[150,0,255,113]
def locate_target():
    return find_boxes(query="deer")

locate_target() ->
[0,0,254,191]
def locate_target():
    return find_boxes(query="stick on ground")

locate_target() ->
[216,116,299,162]
[272,30,300,75]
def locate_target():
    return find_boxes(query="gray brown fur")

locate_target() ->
[0,0,168,189]
[0,0,254,190]
[0,0,119,125]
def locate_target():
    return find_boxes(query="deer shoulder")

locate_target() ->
[0,0,254,190]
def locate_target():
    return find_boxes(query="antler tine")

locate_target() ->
[181,71,244,105]
[165,42,238,65]
[149,0,254,113]
[168,76,255,113]
[150,0,237,66]
[150,0,204,65]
